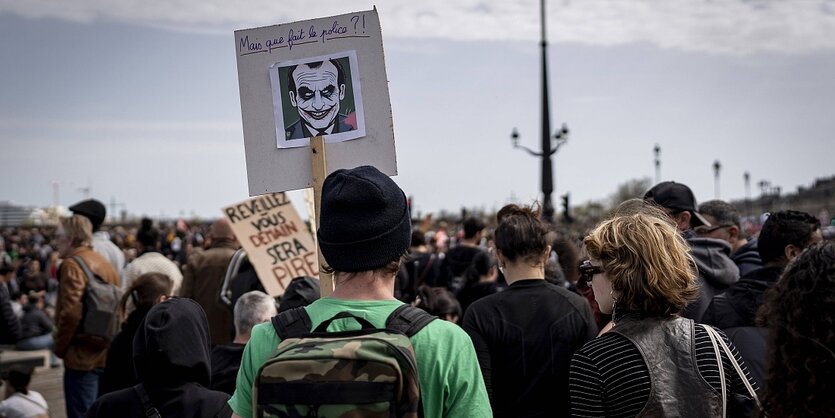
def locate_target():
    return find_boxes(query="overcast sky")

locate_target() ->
[2,1,834,220]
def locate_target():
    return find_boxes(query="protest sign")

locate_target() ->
[234,8,397,195]
[222,193,318,297]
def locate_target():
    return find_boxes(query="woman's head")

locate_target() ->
[416,285,462,323]
[2,365,32,396]
[494,204,550,267]
[56,215,93,255]
[584,211,697,316]
[120,272,173,317]
[464,251,498,284]
[758,241,835,416]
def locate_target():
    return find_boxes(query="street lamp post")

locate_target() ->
[654,144,661,184]
[510,0,566,223]
[511,123,569,222]
[713,160,721,199]
[743,171,751,217]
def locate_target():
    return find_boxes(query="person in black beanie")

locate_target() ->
[228,165,491,418]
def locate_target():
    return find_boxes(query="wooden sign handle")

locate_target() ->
[310,136,334,297]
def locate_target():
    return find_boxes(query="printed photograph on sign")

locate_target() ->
[270,50,366,148]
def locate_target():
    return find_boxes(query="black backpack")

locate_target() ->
[72,256,122,348]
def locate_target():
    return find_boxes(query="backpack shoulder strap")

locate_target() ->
[386,305,437,338]
[71,256,95,283]
[271,307,313,340]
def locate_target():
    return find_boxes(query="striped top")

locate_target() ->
[569,322,758,417]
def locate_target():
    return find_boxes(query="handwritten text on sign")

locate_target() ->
[223,193,318,297]
[238,14,369,56]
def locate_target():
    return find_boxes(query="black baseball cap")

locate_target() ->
[643,181,711,227]
[69,199,106,230]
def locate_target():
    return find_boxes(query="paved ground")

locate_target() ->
[29,364,66,418]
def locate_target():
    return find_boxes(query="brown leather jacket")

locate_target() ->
[181,239,239,346]
[54,246,120,370]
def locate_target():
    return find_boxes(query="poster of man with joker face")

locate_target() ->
[270,51,365,148]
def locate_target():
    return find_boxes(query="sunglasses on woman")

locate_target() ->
[578,260,605,284]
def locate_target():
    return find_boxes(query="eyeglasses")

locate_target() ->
[694,224,734,236]
[578,260,605,283]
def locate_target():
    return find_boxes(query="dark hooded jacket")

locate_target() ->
[681,234,740,322]
[86,298,231,418]
[701,266,781,388]
[99,307,150,396]
[730,238,762,277]
[703,266,781,329]
[439,245,485,290]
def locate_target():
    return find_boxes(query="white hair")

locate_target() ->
[234,291,277,336]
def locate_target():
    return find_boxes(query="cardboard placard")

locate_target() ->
[234,8,397,195]
[222,193,318,297]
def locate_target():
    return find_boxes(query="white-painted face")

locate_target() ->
[289,60,346,132]
[589,258,615,314]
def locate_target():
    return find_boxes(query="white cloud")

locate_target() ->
[3,0,835,54]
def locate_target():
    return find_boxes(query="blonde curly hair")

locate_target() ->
[584,211,698,316]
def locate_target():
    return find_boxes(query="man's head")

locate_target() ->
[462,217,485,241]
[69,199,106,232]
[758,210,822,267]
[410,230,427,249]
[277,276,321,313]
[287,59,346,134]
[135,217,158,252]
[697,200,744,249]
[233,291,277,341]
[317,165,411,275]
[643,181,711,232]
[210,219,236,242]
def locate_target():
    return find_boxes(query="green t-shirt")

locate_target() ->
[229,297,492,418]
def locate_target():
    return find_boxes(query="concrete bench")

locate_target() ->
[0,347,51,373]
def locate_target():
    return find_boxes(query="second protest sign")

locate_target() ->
[222,193,318,297]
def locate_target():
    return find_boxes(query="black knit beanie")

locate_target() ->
[317,166,411,272]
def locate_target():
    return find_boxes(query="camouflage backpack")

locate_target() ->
[253,305,436,418]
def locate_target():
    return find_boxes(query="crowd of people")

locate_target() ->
[0,170,832,418]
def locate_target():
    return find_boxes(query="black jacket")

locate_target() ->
[0,282,20,344]
[209,343,246,395]
[731,238,763,277]
[398,251,439,302]
[439,246,484,289]
[703,266,782,329]
[86,298,231,418]
[702,266,782,388]
[100,307,149,396]
[462,279,598,417]
[457,281,501,316]
[18,303,52,340]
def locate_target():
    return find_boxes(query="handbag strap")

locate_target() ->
[133,384,162,418]
[702,325,763,412]
[703,324,727,418]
